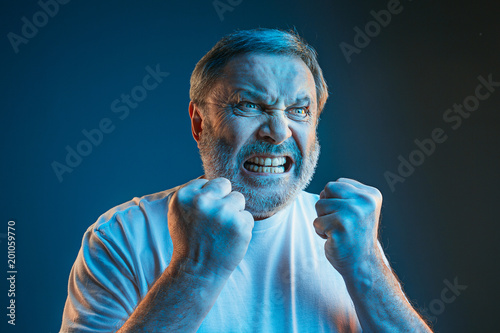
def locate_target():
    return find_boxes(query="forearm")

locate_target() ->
[117,258,229,333]
[343,254,432,333]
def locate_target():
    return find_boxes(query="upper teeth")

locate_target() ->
[247,156,286,166]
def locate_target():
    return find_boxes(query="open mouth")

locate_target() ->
[243,156,292,174]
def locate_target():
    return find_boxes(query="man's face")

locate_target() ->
[195,53,320,220]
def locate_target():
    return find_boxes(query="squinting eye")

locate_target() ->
[293,107,306,114]
[241,102,260,110]
[288,107,310,118]
[235,101,262,112]
[232,101,263,117]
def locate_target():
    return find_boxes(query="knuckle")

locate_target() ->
[193,193,210,211]
[351,205,366,219]
[313,217,322,229]
[359,194,377,210]
[213,177,232,189]
[241,210,254,225]
[231,211,253,235]
[315,200,326,215]
[194,178,209,186]
[360,200,377,217]
[186,179,207,193]
[314,199,328,212]
[324,182,337,195]
[360,183,382,201]
[347,196,377,220]
[232,190,245,201]
[325,181,336,189]
[175,189,191,207]
[372,187,383,202]
[227,192,246,211]
[219,201,236,217]
[314,199,321,211]
[176,186,187,201]
[227,191,245,207]
[218,177,231,185]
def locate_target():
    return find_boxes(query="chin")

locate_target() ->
[234,179,298,219]
[245,203,283,220]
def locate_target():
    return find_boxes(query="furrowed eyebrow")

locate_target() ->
[233,90,269,102]
[232,89,312,106]
[291,96,311,105]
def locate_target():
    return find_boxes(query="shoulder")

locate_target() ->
[76,185,186,294]
[91,185,181,239]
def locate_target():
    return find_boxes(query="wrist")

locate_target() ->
[340,251,387,294]
[167,257,233,283]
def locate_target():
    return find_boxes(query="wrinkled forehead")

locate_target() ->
[216,53,317,106]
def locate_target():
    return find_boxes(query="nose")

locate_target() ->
[257,113,292,145]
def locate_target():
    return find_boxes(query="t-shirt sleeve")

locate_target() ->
[60,227,141,333]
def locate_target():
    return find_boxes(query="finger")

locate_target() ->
[337,177,365,187]
[235,210,255,234]
[240,210,255,227]
[337,177,374,192]
[200,177,232,197]
[337,177,382,199]
[182,178,209,191]
[176,179,209,202]
[313,216,328,239]
[313,215,344,240]
[323,181,358,199]
[223,191,246,211]
[315,198,346,217]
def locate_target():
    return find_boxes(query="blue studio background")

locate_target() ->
[1,0,499,332]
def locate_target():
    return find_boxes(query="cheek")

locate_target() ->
[292,124,317,156]
[219,117,259,152]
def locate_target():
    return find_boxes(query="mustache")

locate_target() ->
[237,139,302,163]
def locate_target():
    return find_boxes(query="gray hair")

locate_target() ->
[190,28,329,114]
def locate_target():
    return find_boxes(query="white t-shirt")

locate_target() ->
[61,186,366,332]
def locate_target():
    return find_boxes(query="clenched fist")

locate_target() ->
[168,177,254,278]
[313,178,383,277]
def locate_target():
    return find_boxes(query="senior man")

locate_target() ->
[61,29,432,332]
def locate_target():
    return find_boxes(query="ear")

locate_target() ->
[189,101,203,144]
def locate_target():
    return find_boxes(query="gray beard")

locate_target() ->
[198,120,320,219]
